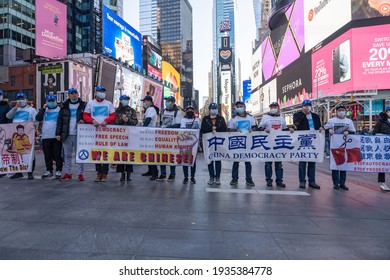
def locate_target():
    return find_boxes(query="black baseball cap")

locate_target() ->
[209,102,218,109]
[141,95,153,102]
[164,96,175,103]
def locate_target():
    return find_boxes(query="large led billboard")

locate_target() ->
[113,66,144,110]
[352,0,390,19]
[142,79,163,110]
[143,36,163,80]
[35,0,67,58]
[103,5,142,70]
[162,61,180,92]
[243,80,252,103]
[259,78,277,114]
[221,71,232,121]
[304,0,351,52]
[277,54,313,108]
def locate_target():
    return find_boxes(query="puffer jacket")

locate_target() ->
[56,98,86,141]
[373,112,390,135]
[0,100,11,124]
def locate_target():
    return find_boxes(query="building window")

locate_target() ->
[11,76,16,86]
[29,75,34,85]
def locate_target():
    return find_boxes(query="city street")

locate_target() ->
[0,150,389,260]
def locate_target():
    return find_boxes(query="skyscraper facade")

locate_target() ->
[139,0,193,103]
[212,0,236,104]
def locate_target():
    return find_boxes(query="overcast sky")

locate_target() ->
[124,0,256,107]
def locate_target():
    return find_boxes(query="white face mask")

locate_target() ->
[270,108,278,114]
[96,92,106,99]
[18,100,27,107]
[337,111,346,118]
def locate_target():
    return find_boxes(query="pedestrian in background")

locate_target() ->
[36,94,62,179]
[258,102,294,188]
[0,90,11,178]
[325,104,356,191]
[228,101,257,187]
[293,100,324,189]
[200,102,227,185]
[373,105,390,191]
[83,86,116,182]
[115,95,138,182]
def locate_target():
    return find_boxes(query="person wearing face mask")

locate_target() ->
[6,92,38,179]
[141,95,160,181]
[200,102,227,185]
[258,102,294,188]
[83,86,116,182]
[0,90,11,125]
[180,105,201,184]
[115,95,138,182]
[157,96,183,182]
[372,105,390,191]
[228,101,257,187]
[56,88,86,181]
[293,100,324,189]
[36,95,62,179]
[324,103,356,191]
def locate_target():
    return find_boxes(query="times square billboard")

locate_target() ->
[102,5,143,70]
[35,0,67,58]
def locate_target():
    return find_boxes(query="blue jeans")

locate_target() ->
[183,162,196,178]
[160,165,176,176]
[332,170,346,185]
[299,162,316,183]
[232,162,252,181]
[208,161,221,178]
[265,161,283,182]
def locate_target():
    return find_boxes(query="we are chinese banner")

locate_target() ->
[202,131,325,164]
[0,122,35,174]
[76,124,199,166]
[330,134,390,173]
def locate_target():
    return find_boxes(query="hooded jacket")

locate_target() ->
[373,112,390,135]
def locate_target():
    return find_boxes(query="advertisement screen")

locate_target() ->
[311,30,353,96]
[162,61,180,92]
[37,62,69,108]
[304,0,351,52]
[221,71,231,121]
[219,48,232,64]
[103,5,142,70]
[35,0,67,58]
[243,80,252,103]
[259,78,277,114]
[69,62,93,103]
[142,79,163,110]
[260,0,304,83]
[98,60,117,102]
[251,46,262,90]
[113,67,144,110]
[148,48,162,78]
[352,0,390,19]
[277,54,313,108]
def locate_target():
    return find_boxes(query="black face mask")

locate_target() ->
[186,111,194,118]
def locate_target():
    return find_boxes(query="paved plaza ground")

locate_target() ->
[0,150,390,260]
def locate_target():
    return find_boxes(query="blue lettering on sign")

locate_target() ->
[375,153,383,160]
[207,136,225,151]
[297,134,317,150]
[364,137,372,144]
[274,135,294,150]
[385,153,390,160]
[385,145,390,152]
[229,136,247,150]
[366,145,373,152]
[385,137,390,144]
[251,135,270,150]
[366,153,373,159]
[374,145,381,152]
[375,137,381,144]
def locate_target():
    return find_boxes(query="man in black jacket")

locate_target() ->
[293,100,324,189]
[55,88,86,181]
[200,102,227,185]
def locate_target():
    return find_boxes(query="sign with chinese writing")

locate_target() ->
[330,134,390,173]
[0,122,35,174]
[202,131,325,164]
[76,125,199,166]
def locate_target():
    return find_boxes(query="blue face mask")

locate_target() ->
[143,103,148,109]
[165,101,171,108]
[122,100,129,106]
[70,97,78,103]
[18,100,27,107]
[210,109,218,115]
[236,107,245,114]
[47,101,56,109]
[96,92,106,99]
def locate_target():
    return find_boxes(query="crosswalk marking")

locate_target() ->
[206,188,310,196]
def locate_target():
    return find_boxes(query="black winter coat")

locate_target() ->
[56,98,86,141]
[0,100,11,124]
[293,111,322,131]
[373,112,390,135]
[200,115,227,134]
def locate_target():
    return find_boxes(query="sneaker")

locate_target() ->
[94,174,101,182]
[0,174,6,178]
[41,171,53,178]
[266,180,273,187]
[55,171,62,179]
[340,185,349,191]
[142,171,153,176]
[183,177,189,184]
[326,155,330,159]
[9,173,23,179]
[207,177,215,185]
[27,173,34,180]
[150,175,158,181]
[333,184,340,190]
[167,175,175,182]
[190,177,196,184]
[246,179,255,186]
[230,179,238,185]
[380,182,390,192]
[215,177,221,185]
[157,175,166,181]
[299,182,306,189]
[100,174,107,182]
[309,182,321,189]
[60,173,72,180]
[276,181,286,188]
[78,174,85,181]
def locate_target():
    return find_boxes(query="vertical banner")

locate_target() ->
[0,123,35,174]
[330,134,390,172]
[221,71,231,121]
